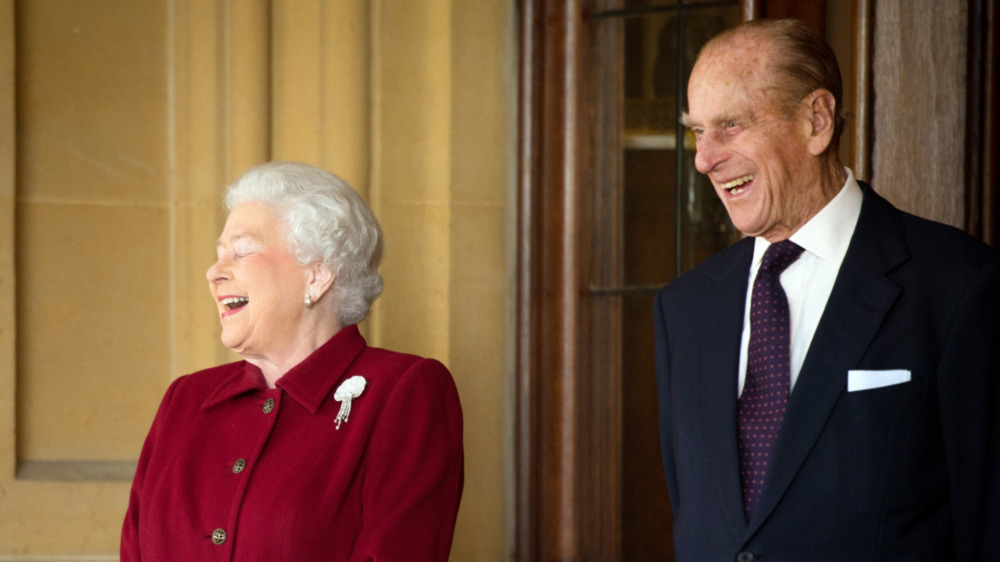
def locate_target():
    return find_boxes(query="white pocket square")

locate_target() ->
[848,369,911,392]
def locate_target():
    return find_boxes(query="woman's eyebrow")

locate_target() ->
[216,232,260,249]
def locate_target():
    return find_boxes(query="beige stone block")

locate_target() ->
[375,199,450,359]
[0,479,130,554]
[17,202,171,461]
[450,202,508,289]
[447,203,508,560]
[16,0,168,204]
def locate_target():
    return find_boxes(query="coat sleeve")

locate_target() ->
[653,289,681,514]
[351,358,464,561]
[937,259,1000,560]
[120,377,181,562]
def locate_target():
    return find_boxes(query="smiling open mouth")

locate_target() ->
[220,296,249,311]
[720,174,754,195]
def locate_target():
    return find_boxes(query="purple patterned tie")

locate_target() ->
[738,239,805,520]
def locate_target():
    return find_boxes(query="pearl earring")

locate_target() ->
[304,293,314,307]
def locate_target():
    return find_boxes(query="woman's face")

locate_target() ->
[206,202,313,359]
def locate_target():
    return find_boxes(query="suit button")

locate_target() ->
[263,398,275,414]
[232,458,246,473]
[211,528,227,545]
[736,553,755,562]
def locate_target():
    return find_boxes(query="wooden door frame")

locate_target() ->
[965,0,999,246]
[516,1,610,559]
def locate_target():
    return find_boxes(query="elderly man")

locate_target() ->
[654,18,999,561]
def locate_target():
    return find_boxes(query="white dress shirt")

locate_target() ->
[737,168,864,396]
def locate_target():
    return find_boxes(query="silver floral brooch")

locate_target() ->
[333,375,367,429]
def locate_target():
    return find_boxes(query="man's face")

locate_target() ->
[684,41,819,242]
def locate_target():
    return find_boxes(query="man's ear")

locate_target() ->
[804,89,837,156]
[307,262,336,302]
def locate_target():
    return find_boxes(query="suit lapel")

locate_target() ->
[745,184,909,534]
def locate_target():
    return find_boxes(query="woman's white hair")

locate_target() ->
[225,161,384,326]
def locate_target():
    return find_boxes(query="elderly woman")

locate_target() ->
[121,162,464,560]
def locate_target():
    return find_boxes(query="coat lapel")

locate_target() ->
[745,184,909,534]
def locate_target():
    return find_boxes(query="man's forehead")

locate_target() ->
[686,73,752,118]
[693,46,769,85]
[686,48,772,119]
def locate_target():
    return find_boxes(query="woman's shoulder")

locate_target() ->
[347,347,456,407]
[355,345,417,366]
[353,347,462,445]
[354,346,450,381]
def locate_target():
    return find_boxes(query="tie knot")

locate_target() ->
[760,240,804,276]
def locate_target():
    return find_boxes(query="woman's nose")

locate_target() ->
[206,255,230,284]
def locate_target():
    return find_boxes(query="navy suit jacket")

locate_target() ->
[654,184,1000,561]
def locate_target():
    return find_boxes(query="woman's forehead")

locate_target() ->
[220,203,281,243]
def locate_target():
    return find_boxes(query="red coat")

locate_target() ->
[121,325,464,561]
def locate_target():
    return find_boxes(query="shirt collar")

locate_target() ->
[752,167,863,267]
[201,324,368,414]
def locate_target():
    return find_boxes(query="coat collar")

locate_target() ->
[200,324,368,414]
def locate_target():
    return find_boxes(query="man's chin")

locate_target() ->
[727,217,763,238]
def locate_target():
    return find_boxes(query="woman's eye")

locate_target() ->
[232,244,256,259]
[229,247,252,260]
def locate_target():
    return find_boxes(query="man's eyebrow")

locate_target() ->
[680,112,696,129]
[716,106,756,126]
[717,112,741,124]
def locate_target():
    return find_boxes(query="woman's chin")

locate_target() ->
[219,331,249,355]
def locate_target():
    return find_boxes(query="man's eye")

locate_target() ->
[726,121,737,128]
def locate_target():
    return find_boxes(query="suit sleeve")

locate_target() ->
[351,358,464,561]
[653,289,681,514]
[937,259,1000,560]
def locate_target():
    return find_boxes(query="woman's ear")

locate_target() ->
[805,89,837,156]
[307,262,336,302]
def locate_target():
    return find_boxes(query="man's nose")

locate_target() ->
[693,135,725,175]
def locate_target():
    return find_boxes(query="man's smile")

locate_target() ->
[720,174,755,195]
